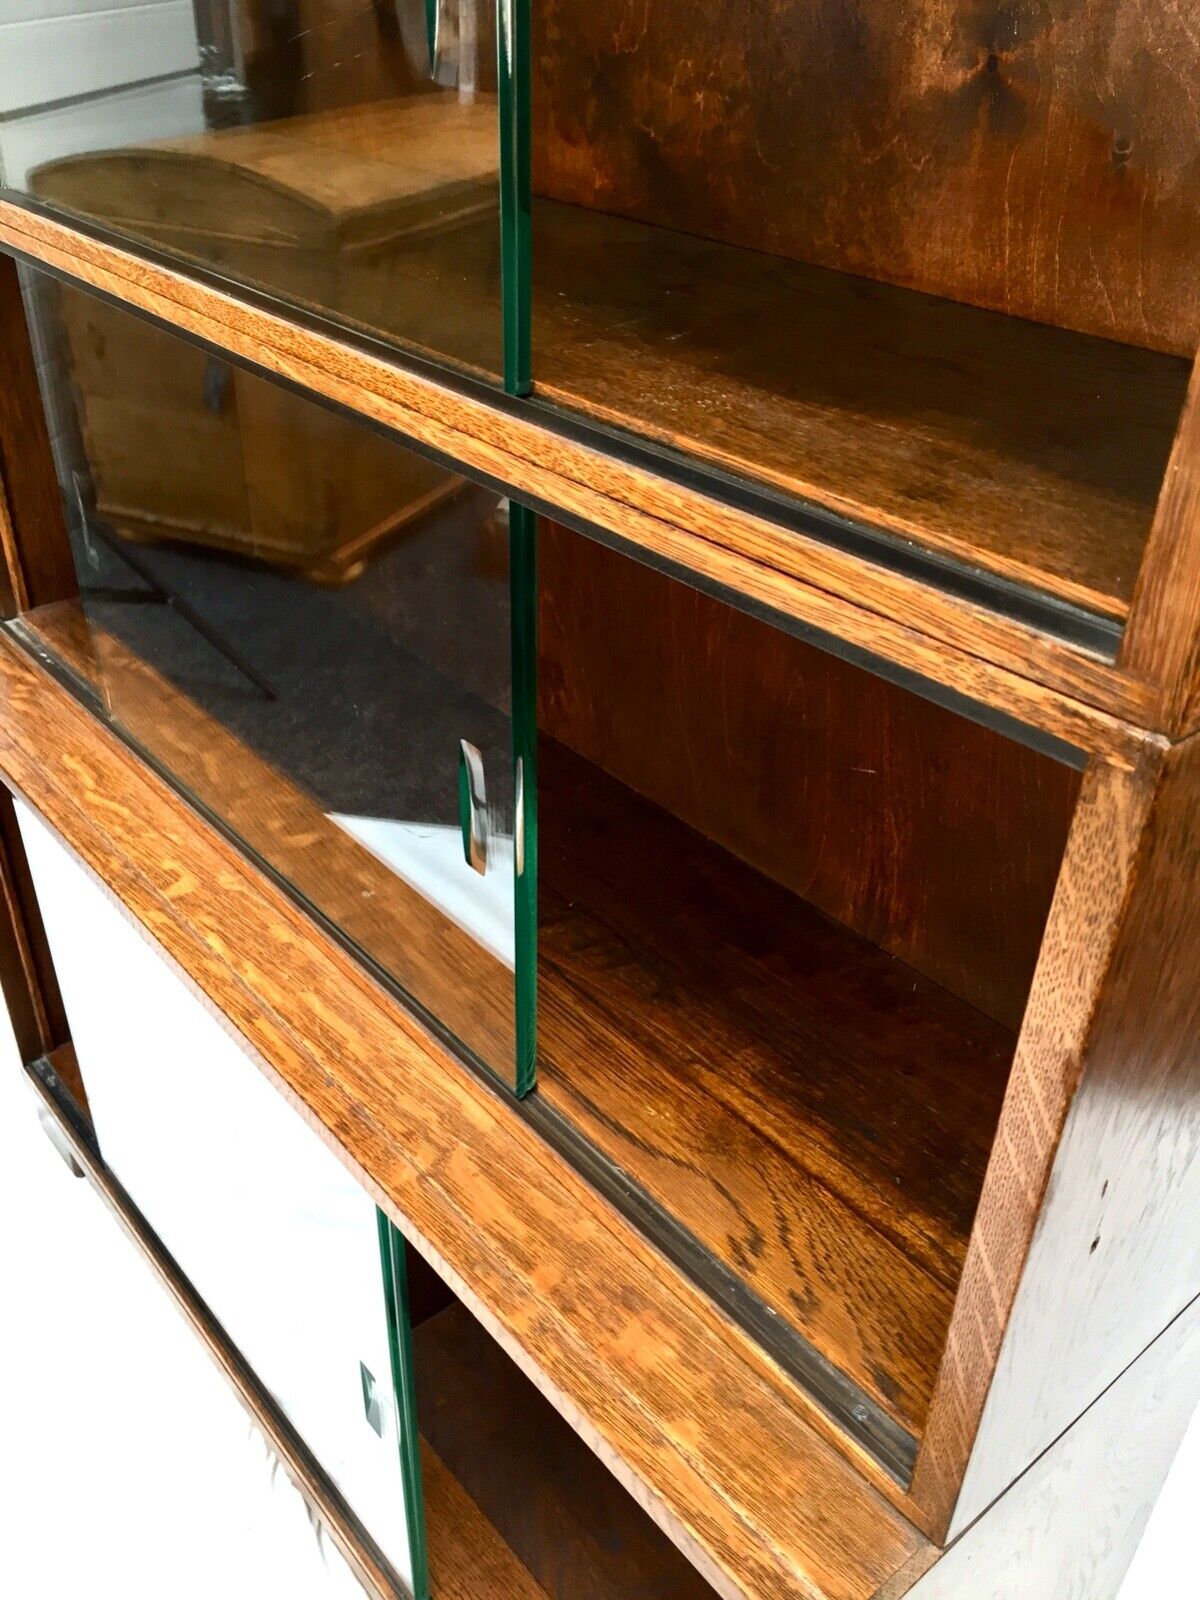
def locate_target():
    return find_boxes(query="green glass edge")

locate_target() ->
[511,500,537,1097]
[457,742,473,866]
[424,0,437,75]
[375,1208,430,1600]
[497,0,532,396]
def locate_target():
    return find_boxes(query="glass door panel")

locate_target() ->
[20,265,534,1093]
[0,0,505,381]
[16,798,426,1595]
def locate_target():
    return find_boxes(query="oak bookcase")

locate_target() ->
[0,5,1197,1597]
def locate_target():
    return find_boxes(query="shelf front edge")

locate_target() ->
[0,199,1163,757]
[0,631,932,1599]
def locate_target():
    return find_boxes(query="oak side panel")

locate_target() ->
[1121,354,1200,733]
[538,521,1079,1030]
[911,747,1163,1528]
[904,1296,1199,1600]
[0,255,76,615]
[0,203,1162,748]
[533,0,1200,354]
[944,733,1200,1533]
[0,635,931,1594]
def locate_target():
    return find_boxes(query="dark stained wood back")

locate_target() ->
[537,522,1080,1029]
[532,1,1200,354]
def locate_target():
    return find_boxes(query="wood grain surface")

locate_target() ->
[0,209,1165,750]
[946,732,1200,1533]
[532,0,1200,355]
[538,522,1079,1031]
[533,203,1189,620]
[416,1301,717,1598]
[910,746,1164,1530]
[1120,354,1200,733]
[0,632,933,1592]
[537,738,1016,1440]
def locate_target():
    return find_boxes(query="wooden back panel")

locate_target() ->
[537,522,1080,1030]
[532,1,1200,354]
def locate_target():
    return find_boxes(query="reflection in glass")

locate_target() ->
[22,266,529,1089]
[0,0,502,378]
[17,799,422,1593]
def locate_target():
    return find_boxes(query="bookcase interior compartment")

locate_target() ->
[530,1,1200,623]
[534,521,1083,1457]
[404,1244,717,1599]
[14,258,1090,1477]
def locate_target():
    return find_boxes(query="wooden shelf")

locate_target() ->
[416,1300,717,1599]
[534,201,1192,621]
[536,738,1017,1443]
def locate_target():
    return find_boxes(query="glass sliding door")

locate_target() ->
[17,798,429,1596]
[18,264,536,1094]
[0,0,511,383]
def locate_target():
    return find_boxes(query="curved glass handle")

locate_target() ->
[458,739,489,875]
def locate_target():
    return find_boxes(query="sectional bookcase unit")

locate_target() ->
[0,5,1198,1599]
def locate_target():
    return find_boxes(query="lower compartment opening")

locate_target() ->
[405,1246,716,1600]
